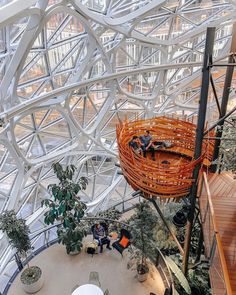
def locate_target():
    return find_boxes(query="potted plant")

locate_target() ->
[127,201,158,282]
[0,210,43,293]
[42,162,88,254]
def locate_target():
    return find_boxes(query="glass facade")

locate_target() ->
[0,0,236,288]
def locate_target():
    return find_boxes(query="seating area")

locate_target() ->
[117,116,214,199]
[7,242,166,295]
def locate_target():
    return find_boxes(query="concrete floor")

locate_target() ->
[8,240,165,295]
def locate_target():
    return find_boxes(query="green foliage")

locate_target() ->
[153,203,183,254]
[165,256,191,294]
[96,208,122,221]
[127,201,158,272]
[20,266,42,285]
[126,201,210,294]
[188,268,211,295]
[174,267,211,295]
[170,254,211,295]
[95,208,122,232]
[42,162,88,254]
[156,203,211,294]
[57,223,88,254]
[0,210,31,255]
[218,118,236,174]
[152,202,199,256]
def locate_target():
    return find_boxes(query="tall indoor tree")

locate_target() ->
[42,162,88,254]
[127,201,158,281]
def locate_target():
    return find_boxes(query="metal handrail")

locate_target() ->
[1,215,175,295]
[201,172,232,295]
[0,196,140,274]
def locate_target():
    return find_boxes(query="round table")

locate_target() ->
[71,284,104,295]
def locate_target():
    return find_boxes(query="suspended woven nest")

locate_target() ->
[116,116,214,199]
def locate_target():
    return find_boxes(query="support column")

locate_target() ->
[182,27,216,275]
[211,23,236,172]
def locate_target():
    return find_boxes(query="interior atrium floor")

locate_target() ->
[8,240,165,295]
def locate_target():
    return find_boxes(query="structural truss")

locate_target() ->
[0,0,236,287]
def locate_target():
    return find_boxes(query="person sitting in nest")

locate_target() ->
[93,222,112,253]
[152,141,165,150]
[129,135,142,155]
[139,130,155,160]
[153,140,173,149]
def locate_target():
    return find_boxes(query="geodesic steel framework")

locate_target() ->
[0,0,236,286]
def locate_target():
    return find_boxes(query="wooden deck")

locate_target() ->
[199,172,236,295]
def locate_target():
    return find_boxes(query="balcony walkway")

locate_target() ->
[200,172,236,295]
[8,241,165,295]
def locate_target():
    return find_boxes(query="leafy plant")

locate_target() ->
[169,253,211,295]
[20,266,42,285]
[218,118,236,174]
[42,162,88,254]
[188,268,211,295]
[0,210,42,285]
[174,267,211,295]
[96,207,122,221]
[153,203,183,255]
[0,210,31,256]
[127,201,158,273]
[165,256,191,294]
[155,202,210,294]
[95,208,122,232]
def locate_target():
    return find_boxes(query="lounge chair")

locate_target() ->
[112,228,132,256]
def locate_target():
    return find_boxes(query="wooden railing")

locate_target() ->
[117,116,214,199]
[200,172,232,295]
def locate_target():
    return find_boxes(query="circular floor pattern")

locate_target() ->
[8,241,165,295]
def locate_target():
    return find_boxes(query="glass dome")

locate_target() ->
[0,0,236,289]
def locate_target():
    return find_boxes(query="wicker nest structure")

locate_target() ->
[116,116,214,199]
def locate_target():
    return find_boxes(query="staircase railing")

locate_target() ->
[199,172,232,295]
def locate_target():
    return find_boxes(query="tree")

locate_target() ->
[127,201,158,274]
[0,210,31,257]
[0,211,43,290]
[42,162,88,254]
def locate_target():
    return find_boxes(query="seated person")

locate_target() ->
[153,140,173,149]
[129,136,142,155]
[93,222,112,253]
[139,130,155,159]
[153,141,165,149]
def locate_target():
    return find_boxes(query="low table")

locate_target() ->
[71,284,104,295]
